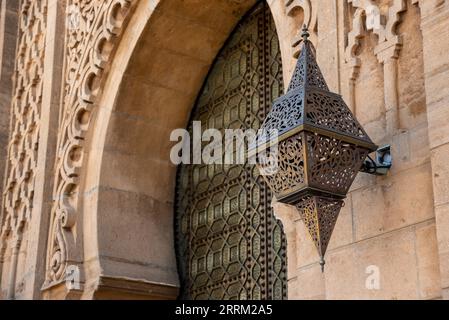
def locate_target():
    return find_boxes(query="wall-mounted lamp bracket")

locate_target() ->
[360,145,392,176]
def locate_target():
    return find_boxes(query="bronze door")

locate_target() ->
[175,1,286,300]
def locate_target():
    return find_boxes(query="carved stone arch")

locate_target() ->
[43,0,293,299]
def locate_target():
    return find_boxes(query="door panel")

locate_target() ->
[175,1,286,300]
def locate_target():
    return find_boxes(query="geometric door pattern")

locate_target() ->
[175,1,287,300]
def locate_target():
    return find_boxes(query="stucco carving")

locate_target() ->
[0,0,47,299]
[345,0,407,76]
[345,0,408,132]
[346,7,365,82]
[285,0,317,57]
[44,0,136,288]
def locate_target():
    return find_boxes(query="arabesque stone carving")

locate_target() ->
[44,0,136,288]
[345,0,411,134]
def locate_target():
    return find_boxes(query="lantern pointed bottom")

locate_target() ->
[320,256,325,273]
[295,195,344,268]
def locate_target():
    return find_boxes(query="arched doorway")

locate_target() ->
[175,1,287,300]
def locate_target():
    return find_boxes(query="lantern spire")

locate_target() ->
[287,26,329,93]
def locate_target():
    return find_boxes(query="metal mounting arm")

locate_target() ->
[360,145,392,176]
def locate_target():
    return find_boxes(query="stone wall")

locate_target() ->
[274,0,448,300]
[0,0,448,300]
[419,0,449,300]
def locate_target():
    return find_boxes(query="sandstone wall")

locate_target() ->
[274,0,449,300]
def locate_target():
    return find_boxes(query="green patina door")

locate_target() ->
[175,1,287,300]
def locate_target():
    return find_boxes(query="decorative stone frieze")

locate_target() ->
[345,0,411,134]
[44,0,136,288]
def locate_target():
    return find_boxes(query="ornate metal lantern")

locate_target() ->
[249,26,378,271]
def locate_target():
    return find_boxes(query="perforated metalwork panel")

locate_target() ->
[174,2,287,300]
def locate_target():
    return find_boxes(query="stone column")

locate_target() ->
[0,0,19,224]
[316,0,341,93]
[347,62,360,115]
[6,234,21,299]
[418,0,449,299]
[22,0,66,299]
[375,40,402,136]
[0,3,18,295]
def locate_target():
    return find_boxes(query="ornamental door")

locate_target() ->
[174,2,286,300]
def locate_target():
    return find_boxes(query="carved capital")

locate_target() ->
[374,36,403,63]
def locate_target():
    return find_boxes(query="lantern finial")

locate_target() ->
[301,24,310,42]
